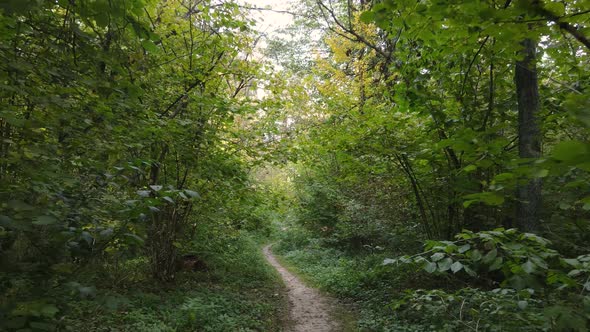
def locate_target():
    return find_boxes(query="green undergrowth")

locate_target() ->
[273,228,411,331]
[273,227,589,331]
[17,232,288,332]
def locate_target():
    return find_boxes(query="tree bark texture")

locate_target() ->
[515,38,542,233]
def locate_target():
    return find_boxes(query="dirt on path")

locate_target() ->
[263,245,339,332]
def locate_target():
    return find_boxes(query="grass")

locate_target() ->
[272,232,424,331]
[59,233,290,332]
[271,227,584,332]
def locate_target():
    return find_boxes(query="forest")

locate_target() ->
[0,0,589,331]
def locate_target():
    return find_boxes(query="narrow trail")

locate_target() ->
[263,245,339,332]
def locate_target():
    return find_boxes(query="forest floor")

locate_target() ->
[263,244,341,332]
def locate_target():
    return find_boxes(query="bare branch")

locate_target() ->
[236,5,301,17]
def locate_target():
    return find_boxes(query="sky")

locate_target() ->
[237,0,296,34]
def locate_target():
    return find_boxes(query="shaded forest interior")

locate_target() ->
[1,0,590,331]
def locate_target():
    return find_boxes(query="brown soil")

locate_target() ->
[263,245,339,332]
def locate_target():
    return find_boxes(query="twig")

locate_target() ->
[236,5,301,17]
[459,298,466,320]
[460,35,490,98]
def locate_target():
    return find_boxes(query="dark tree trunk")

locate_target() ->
[515,38,542,233]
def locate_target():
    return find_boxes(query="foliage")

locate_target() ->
[384,228,589,291]
[292,165,420,250]
[390,288,547,332]
[270,0,590,241]
[276,226,590,331]
[274,227,440,331]
[0,0,283,330]
[266,0,590,328]
[1,0,590,330]
[60,233,286,332]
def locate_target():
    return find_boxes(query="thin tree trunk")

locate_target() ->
[515,37,542,233]
[394,153,434,238]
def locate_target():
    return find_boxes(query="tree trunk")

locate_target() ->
[515,38,542,233]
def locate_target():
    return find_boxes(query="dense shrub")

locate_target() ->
[277,227,590,331]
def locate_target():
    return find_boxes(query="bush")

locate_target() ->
[276,227,590,331]
[53,232,286,332]
[384,228,588,292]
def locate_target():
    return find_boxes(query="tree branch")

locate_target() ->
[460,35,490,98]
[316,0,392,61]
[236,5,301,17]
[159,51,226,119]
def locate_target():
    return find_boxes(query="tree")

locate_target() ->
[0,0,271,327]
[515,36,542,233]
[270,0,590,244]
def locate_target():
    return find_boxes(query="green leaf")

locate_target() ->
[522,260,536,274]
[509,275,526,290]
[33,215,58,226]
[8,200,34,211]
[3,317,27,329]
[137,190,150,197]
[494,173,514,182]
[431,252,445,262]
[124,233,144,244]
[458,244,471,253]
[382,258,396,265]
[101,295,130,312]
[141,40,159,53]
[517,300,528,310]
[438,258,453,272]
[94,13,110,28]
[482,249,497,264]
[30,322,56,331]
[184,190,200,198]
[444,243,458,254]
[489,257,503,271]
[568,269,582,277]
[463,192,505,207]
[533,169,549,178]
[563,258,580,267]
[424,261,437,273]
[150,185,163,191]
[451,261,463,273]
[359,11,376,23]
[78,286,96,298]
[544,2,565,16]
[463,200,477,208]
[551,140,588,162]
[530,256,548,269]
[463,164,477,173]
[471,249,483,262]
[51,262,75,274]
[0,215,18,229]
[162,196,174,204]
[464,266,476,277]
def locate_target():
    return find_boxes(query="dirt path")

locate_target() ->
[263,245,339,332]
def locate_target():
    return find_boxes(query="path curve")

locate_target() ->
[263,245,339,332]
